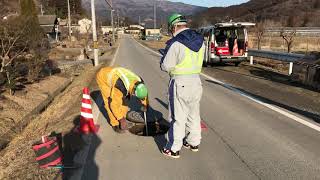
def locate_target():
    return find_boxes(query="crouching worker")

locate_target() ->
[96,67,148,133]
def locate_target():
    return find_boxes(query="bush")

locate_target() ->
[0,0,49,94]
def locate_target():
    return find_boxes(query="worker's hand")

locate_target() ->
[119,118,128,130]
[140,105,148,112]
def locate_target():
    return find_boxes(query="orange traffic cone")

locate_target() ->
[233,39,239,55]
[79,87,100,134]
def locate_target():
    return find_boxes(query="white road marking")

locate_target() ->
[134,38,320,133]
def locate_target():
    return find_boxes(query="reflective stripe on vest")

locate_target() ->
[107,68,141,94]
[171,46,204,75]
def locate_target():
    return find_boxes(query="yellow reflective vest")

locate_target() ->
[171,47,204,75]
[108,67,141,95]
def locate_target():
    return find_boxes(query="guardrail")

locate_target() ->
[263,27,320,36]
[247,49,310,75]
[248,49,306,62]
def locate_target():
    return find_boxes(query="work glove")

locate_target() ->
[119,118,128,130]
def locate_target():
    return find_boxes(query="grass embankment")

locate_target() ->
[0,46,117,180]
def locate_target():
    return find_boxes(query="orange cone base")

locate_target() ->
[90,125,100,134]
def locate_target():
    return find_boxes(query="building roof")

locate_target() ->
[126,27,141,31]
[38,15,57,25]
[144,22,161,29]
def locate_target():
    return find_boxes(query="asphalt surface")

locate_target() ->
[83,35,320,180]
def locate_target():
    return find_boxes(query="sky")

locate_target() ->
[169,0,250,7]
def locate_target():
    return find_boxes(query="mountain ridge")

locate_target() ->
[192,0,320,27]
[81,0,207,25]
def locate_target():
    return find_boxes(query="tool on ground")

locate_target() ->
[78,87,100,134]
[48,165,77,169]
[144,111,148,136]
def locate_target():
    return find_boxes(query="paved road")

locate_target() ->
[83,35,320,180]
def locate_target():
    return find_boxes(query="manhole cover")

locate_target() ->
[127,111,145,123]
[129,123,169,137]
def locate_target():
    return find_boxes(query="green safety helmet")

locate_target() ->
[168,13,187,31]
[135,83,148,100]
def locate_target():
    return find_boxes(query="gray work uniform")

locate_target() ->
[161,36,205,152]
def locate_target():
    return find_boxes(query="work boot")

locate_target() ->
[161,148,180,159]
[112,126,126,134]
[183,142,199,152]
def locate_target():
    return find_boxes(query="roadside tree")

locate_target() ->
[0,0,48,95]
[280,29,296,53]
[254,22,264,50]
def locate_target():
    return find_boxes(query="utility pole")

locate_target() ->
[111,9,115,43]
[67,0,72,39]
[105,0,115,43]
[154,0,156,29]
[139,16,141,25]
[40,4,44,15]
[91,0,99,66]
[117,10,120,28]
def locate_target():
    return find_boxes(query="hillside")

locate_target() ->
[0,0,19,17]
[192,0,320,27]
[81,0,207,25]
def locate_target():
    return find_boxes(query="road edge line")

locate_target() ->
[134,38,320,133]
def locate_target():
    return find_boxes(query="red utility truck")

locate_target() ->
[198,22,255,66]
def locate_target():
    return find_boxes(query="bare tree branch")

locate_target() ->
[4,46,27,67]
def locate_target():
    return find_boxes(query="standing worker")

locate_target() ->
[96,67,148,133]
[160,13,205,158]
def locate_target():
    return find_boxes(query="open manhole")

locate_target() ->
[129,122,169,137]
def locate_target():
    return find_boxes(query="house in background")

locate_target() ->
[129,24,144,30]
[38,15,59,41]
[78,18,92,34]
[144,22,161,36]
[140,22,162,40]
[101,26,113,35]
[125,25,143,37]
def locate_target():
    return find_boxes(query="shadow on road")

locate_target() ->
[60,115,101,180]
[206,79,320,124]
[90,90,111,125]
[155,98,168,110]
[153,98,170,152]
[80,133,101,180]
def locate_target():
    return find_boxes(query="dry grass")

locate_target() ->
[139,36,169,50]
[0,42,118,179]
[249,35,320,52]
[0,63,99,179]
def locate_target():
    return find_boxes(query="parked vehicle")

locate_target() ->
[198,22,255,66]
[144,34,162,41]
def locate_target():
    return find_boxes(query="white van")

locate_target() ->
[198,22,255,66]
